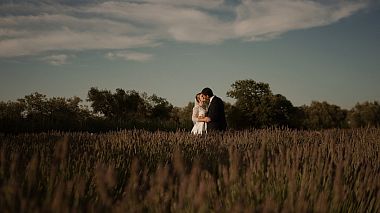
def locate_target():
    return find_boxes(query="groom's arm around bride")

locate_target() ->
[201,88,227,132]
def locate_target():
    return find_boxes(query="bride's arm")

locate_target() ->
[197,116,207,122]
[192,106,208,122]
[192,106,199,123]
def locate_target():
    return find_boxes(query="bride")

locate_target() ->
[191,93,208,135]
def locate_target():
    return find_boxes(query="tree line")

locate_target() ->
[0,79,379,133]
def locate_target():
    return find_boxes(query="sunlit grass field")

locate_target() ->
[0,128,379,212]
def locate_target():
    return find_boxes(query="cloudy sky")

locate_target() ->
[1,0,379,109]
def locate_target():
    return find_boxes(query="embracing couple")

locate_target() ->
[191,88,227,135]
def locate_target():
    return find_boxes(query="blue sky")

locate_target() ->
[0,0,379,109]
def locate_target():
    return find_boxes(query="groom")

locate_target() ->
[202,88,227,132]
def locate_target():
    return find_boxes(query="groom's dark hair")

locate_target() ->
[201,88,213,97]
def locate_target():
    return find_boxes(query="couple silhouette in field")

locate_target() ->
[191,88,227,135]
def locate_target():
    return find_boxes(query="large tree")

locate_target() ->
[227,79,296,129]
[12,92,90,131]
[173,102,194,130]
[87,88,148,119]
[148,94,173,119]
[87,87,176,122]
[348,101,380,128]
[0,101,26,132]
[301,101,347,129]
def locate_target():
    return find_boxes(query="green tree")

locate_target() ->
[18,92,49,119]
[18,92,90,131]
[265,94,296,127]
[0,101,26,132]
[227,79,296,129]
[224,102,245,129]
[348,101,380,128]
[175,102,196,130]
[0,101,25,120]
[3,92,91,132]
[148,94,173,119]
[301,101,347,129]
[46,96,89,129]
[87,87,148,119]
[86,88,180,131]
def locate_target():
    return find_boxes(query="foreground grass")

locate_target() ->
[0,128,379,212]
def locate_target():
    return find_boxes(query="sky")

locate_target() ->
[0,0,379,109]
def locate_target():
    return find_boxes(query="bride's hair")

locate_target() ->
[195,93,202,103]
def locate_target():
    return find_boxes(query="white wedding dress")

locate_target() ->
[191,104,207,135]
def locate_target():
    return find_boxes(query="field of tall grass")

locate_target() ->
[0,128,379,212]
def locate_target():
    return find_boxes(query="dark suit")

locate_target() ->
[207,96,227,131]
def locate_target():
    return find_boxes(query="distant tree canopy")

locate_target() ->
[86,87,179,131]
[174,102,194,130]
[87,88,148,119]
[0,89,181,133]
[300,101,348,130]
[0,80,379,133]
[148,94,174,119]
[0,92,89,132]
[226,79,297,129]
[348,101,380,128]
[20,92,86,121]
[87,87,174,120]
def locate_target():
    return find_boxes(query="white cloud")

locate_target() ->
[0,28,28,37]
[86,1,234,43]
[106,51,153,62]
[41,54,70,65]
[234,0,367,41]
[0,0,369,58]
[0,26,155,57]
[142,0,224,8]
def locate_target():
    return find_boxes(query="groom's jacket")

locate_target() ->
[207,96,227,131]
